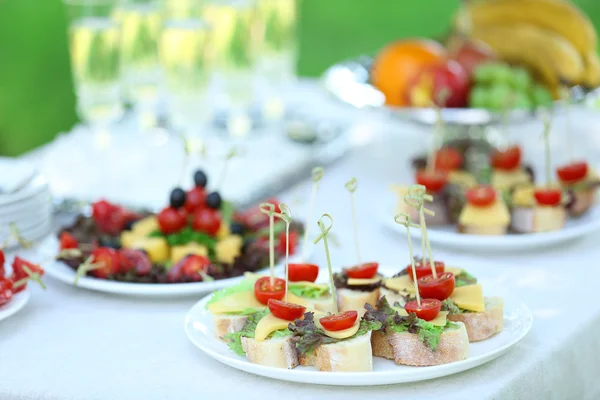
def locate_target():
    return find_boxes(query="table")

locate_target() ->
[2,86,600,400]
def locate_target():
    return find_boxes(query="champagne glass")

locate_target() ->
[254,0,297,123]
[116,0,162,130]
[64,0,123,134]
[202,0,259,139]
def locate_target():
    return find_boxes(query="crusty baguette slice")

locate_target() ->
[458,224,507,235]
[568,188,596,217]
[512,206,566,233]
[298,332,373,372]
[337,288,380,316]
[371,322,469,366]
[379,287,409,307]
[213,314,248,340]
[310,295,337,313]
[241,336,299,369]
[448,297,504,342]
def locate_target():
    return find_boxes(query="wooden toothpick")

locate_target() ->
[394,213,422,306]
[314,214,337,314]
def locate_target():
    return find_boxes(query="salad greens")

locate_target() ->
[224,310,292,356]
[288,283,330,299]
[206,279,255,308]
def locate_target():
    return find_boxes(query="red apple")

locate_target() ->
[406,60,470,108]
[451,40,496,78]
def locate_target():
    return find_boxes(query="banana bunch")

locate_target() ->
[454,0,600,95]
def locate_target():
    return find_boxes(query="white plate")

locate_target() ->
[382,199,600,251]
[0,175,48,207]
[0,289,30,322]
[39,236,314,297]
[184,275,533,385]
[0,190,52,220]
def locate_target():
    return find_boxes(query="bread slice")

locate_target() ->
[569,188,596,217]
[371,322,469,366]
[310,296,337,313]
[213,315,248,340]
[512,206,566,233]
[379,287,410,307]
[457,224,507,235]
[337,288,380,316]
[298,332,373,372]
[241,336,299,369]
[447,297,504,342]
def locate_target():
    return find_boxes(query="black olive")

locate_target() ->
[194,170,208,188]
[206,192,222,209]
[230,222,245,235]
[99,236,121,249]
[242,238,255,253]
[170,187,186,209]
[123,219,137,231]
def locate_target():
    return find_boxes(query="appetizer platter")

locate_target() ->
[41,169,323,296]
[323,0,600,126]
[185,181,532,385]
[386,112,600,251]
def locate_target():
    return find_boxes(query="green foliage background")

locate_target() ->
[0,0,598,156]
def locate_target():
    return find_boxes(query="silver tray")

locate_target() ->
[322,56,599,127]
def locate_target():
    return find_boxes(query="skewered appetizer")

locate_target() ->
[557,161,600,217]
[0,248,46,308]
[458,185,510,235]
[489,145,533,192]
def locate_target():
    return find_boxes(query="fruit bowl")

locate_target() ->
[322,56,599,127]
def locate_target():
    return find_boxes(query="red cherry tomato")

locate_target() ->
[435,147,463,171]
[118,249,152,275]
[0,249,5,273]
[181,255,211,282]
[59,232,79,250]
[418,272,456,301]
[466,185,496,207]
[0,278,14,306]
[276,230,299,256]
[254,276,286,305]
[319,310,358,331]
[344,262,379,279]
[415,170,448,193]
[490,146,522,171]
[405,299,442,321]
[287,263,319,283]
[91,200,138,235]
[11,257,44,293]
[407,59,470,108]
[236,198,281,231]
[90,247,120,279]
[192,208,222,236]
[267,299,306,321]
[406,260,445,281]
[185,187,207,213]
[92,199,115,223]
[557,161,588,184]
[158,207,187,235]
[534,188,562,206]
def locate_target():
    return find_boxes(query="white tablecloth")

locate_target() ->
[2,84,600,400]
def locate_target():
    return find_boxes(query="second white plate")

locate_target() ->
[0,289,30,322]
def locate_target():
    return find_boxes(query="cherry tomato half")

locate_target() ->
[276,230,299,256]
[90,247,120,279]
[254,276,286,305]
[118,249,152,275]
[0,249,5,269]
[236,198,281,231]
[405,298,442,321]
[12,257,44,282]
[181,255,211,282]
[319,310,358,331]
[466,185,496,207]
[557,161,588,184]
[184,187,207,213]
[344,262,379,279]
[268,299,306,321]
[0,278,14,306]
[59,232,79,250]
[534,188,562,206]
[435,147,463,172]
[288,263,319,283]
[490,145,522,171]
[158,207,187,235]
[416,170,448,193]
[192,208,221,236]
[418,272,456,301]
[406,260,445,281]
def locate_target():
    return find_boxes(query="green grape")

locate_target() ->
[473,62,512,85]
[509,68,532,90]
[512,92,532,110]
[468,86,489,109]
[487,83,513,111]
[531,85,553,107]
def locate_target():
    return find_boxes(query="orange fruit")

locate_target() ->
[372,39,447,107]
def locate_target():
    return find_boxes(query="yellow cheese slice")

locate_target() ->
[347,277,381,286]
[458,199,510,227]
[491,168,532,191]
[445,267,464,276]
[170,242,209,264]
[207,291,265,314]
[322,321,360,339]
[121,235,170,263]
[383,275,416,293]
[428,311,448,326]
[448,171,477,189]
[255,313,292,341]
[512,185,535,207]
[450,284,485,312]
[131,216,159,237]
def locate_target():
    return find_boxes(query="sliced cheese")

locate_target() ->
[121,235,170,263]
[322,321,360,339]
[170,242,208,264]
[458,199,510,227]
[255,313,292,341]
[286,292,314,308]
[448,170,477,189]
[347,277,381,286]
[450,284,485,312]
[512,185,535,207]
[207,291,265,314]
[383,275,416,293]
[445,267,464,276]
[215,235,243,264]
[491,168,531,191]
[428,311,448,326]
[131,216,159,237]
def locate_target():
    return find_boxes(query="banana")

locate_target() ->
[455,0,597,55]
[470,24,585,97]
[581,50,600,89]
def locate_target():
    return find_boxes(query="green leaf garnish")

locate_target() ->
[206,279,255,308]
[224,309,269,356]
[288,283,330,299]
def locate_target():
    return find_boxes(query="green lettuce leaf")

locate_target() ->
[455,271,478,287]
[441,298,461,315]
[415,320,446,352]
[149,227,218,249]
[226,308,265,316]
[288,283,330,299]
[206,279,255,308]
[224,309,269,356]
[268,328,292,339]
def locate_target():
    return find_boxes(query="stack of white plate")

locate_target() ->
[0,159,53,248]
